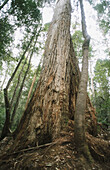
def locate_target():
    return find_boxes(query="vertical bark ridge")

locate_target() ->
[11,0,76,150]
[11,0,96,152]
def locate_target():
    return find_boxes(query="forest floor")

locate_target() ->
[0,123,110,170]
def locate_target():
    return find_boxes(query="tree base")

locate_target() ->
[0,125,110,170]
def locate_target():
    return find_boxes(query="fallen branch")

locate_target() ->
[5,141,58,156]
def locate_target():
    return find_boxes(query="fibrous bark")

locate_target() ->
[11,0,80,150]
[1,1,109,169]
[9,0,96,154]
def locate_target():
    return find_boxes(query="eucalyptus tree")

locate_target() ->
[8,0,96,161]
[1,0,110,169]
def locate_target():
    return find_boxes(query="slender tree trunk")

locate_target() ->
[6,32,36,90]
[10,27,42,126]
[74,0,92,160]
[1,27,42,139]
[0,89,10,140]
[0,36,34,139]
[10,47,34,127]
[25,62,41,110]
[0,0,9,10]
[10,54,29,108]
[0,67,8,91]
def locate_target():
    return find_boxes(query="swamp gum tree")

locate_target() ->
[1,0,110,169]
[2,0,97,160]
[11,0,96,151]
[12,0,80,150]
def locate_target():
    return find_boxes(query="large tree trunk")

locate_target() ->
[1,1,110,169]
[11,0,80,151]
[10,0,95,153]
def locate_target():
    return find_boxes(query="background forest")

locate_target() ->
[0,0,110,137]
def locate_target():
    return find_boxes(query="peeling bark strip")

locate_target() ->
[74,0,91,158]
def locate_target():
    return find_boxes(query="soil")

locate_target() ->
[0,122,110,170]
